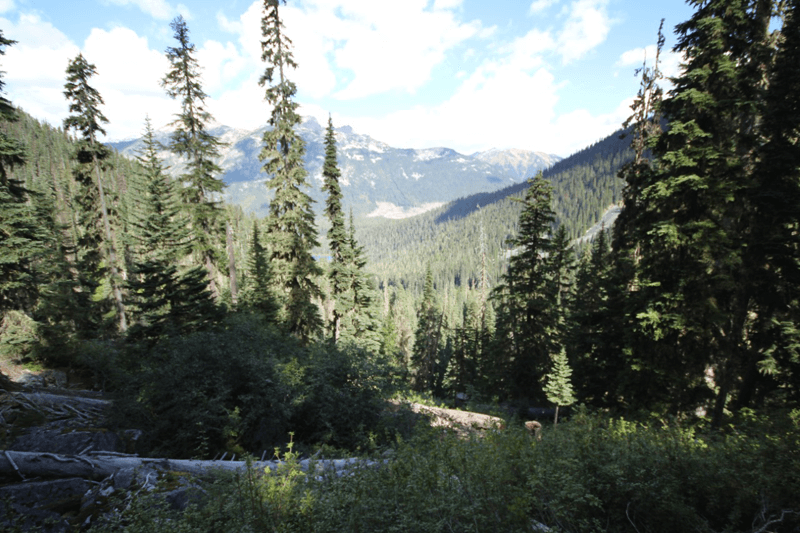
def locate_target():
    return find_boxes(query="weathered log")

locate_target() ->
[0,450,374,483]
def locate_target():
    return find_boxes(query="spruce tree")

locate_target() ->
[616,0,777,420]
[342,210,382,351]
[259,0,322,342]
[746,0,800,404]
[63,53,127,333]
[322,115,351,342]
[412,264,442,391]
[161,15,226,300]
[543,347,577,425]
[491,172,557,401]
[0,32,42,314]
[126,118,218,341]
[240,220,278,322]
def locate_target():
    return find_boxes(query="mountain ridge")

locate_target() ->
[108,116,562,219]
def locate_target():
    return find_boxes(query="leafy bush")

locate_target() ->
[113,314,395,458]
[113,315,303,458]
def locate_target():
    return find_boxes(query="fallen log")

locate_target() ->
[0,450,375,483]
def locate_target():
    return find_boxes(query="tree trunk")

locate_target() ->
[226,220,238,306]
[92,157,127,332]
[0,450,373,482]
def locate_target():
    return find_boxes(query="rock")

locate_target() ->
[0,478,93,533]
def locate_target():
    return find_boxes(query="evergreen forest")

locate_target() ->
[1,1,799,531]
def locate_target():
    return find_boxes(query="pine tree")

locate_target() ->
[126,118,218,341]
[322,115,351,342]
[616,0,778,420]
[412,264,443,392]
[259,0,322,342]
[63,53,127,333]
[543,347,577,425]
[161,15,226,300]
[491,172,557,401]
[745,0,800,404]
[342,210,382,351]
[0,32,42,314]
[240,220,278,322]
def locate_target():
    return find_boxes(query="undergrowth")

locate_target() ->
[91,408,800,533]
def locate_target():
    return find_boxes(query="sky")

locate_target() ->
[0,0,695,157]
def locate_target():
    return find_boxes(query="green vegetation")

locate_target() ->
[1,0,799,530]
[93,410,800,533]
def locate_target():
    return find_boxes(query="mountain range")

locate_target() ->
[109,117,561,219]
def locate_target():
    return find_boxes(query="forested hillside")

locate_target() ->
[2,1,799,531]
[357,127,632,295]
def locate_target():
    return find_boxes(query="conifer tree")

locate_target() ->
[616,0,777,419]
[492,172,557,401]
[240,220,278,322]
[412,264,442,391]
[543,347,576,425]
[322,115,350,342]
[0,32,42,314]
[161,15,226,300]
[259,0,322,342]
[745,0,800,403]
[342,210,382,351]
[63,53,127,333]
[126,118,218,341]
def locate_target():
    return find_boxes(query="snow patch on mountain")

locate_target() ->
[367,201,445,219]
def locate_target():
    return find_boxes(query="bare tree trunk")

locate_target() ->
[93,157,127,333]
[226,220,238,306]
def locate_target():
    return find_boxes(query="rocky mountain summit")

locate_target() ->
[110,117,561,219]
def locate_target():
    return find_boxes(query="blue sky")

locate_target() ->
[0,0,694,157]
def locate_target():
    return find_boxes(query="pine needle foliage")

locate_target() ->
[259,0,322,342]
[125,118,219,341]
[161,15,226,299]
[322,115,351,342]
[63,53,127,333]
[0,32,43,314]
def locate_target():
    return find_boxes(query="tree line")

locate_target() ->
[1,0,799,455]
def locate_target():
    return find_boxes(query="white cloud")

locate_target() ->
[103,0,186,21]
[198,39,248,96]
[557,0,611,64]
[0,0,14,14]
[216,11,242,34]
[1,14,79,128]
[529,0,559,14]
[245,0,485,100]
[433,0,464,9]
[83,26,173,138]
[617,45,684,81]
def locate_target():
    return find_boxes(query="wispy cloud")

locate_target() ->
[556,0,612,64]
[529,0,559,14]
[102,0,189,21]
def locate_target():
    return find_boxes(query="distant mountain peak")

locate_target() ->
[109,119,560,219]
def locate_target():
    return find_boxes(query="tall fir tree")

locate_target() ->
[322,115,351,342]
[63,53,127,333]
[0,32,42,315]
[412,264,443,392]
[341,210,382,352]
[161,15,226,300]
[259,0,322,342]
[745,0,800,405]
[491,172,557,401]
[616,0,778,420]
[126,118,218,341]
[240,220,278,322]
